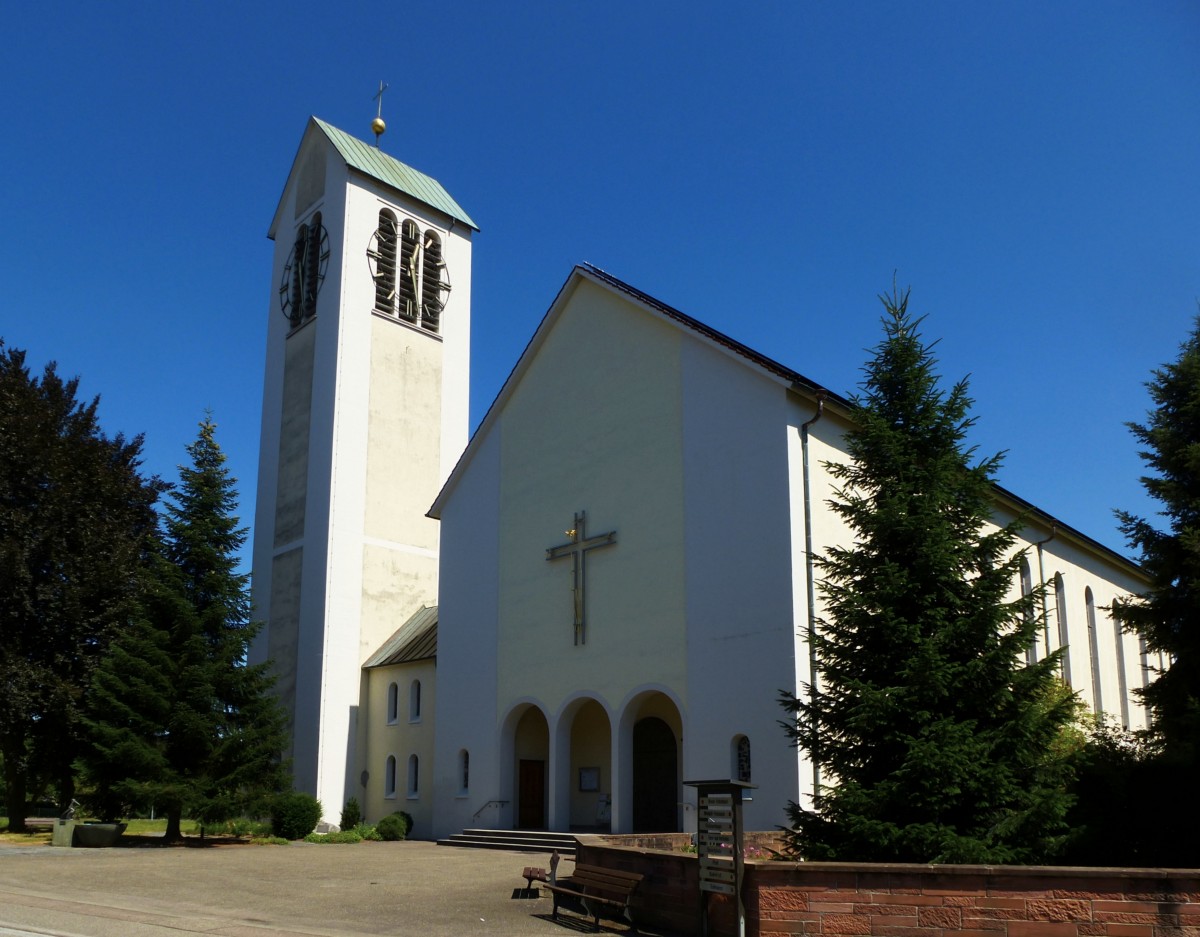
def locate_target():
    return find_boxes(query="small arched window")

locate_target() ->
[407,754,419,797]
[409,679,422,722]
[733,735,751,783]
[1085,587,1103,714]
[384,755,397,798]
[459,749,470,793]
[1054,574,1072,686]
[386,682,399,724]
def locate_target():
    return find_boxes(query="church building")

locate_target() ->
[250,118,1153,840]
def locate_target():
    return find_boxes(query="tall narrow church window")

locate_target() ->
[368,209,399,314]
[279,215,328,327]
[1020,558,1036,663]
[384,755,397,798]
[285,223,307,327]
[459,750,470,793]
[302,212,323,320]
[398,220,421,322]
[409,679,421,721]
[734,735,752,783]
[1112,600,1130,728]
[407,755,419,797]
[1055,574,1072,686]
[387,682,399,724]
[1138,634,1151,693]
[420,231,448,333]
[1085,587,1103,714]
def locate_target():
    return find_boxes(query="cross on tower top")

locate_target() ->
[546,511,617,645]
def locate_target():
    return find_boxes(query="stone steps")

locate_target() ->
[436,828,577,857]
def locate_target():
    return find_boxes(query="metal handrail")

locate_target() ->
[471,799,509,822]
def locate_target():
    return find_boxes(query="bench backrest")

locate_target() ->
[568,863,643,900]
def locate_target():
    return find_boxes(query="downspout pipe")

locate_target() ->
[800,390,826,794]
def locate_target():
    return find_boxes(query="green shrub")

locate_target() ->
[219,818,273,838]
[270,792,323,840]
[340,797,361,830]
[376,812,409,841]
[305,829,363,844]
[352,823,382,841]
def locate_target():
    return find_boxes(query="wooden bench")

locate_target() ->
[521,866,549,891]
[544,863,643,932]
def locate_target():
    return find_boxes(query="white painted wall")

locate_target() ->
[678,335,804,834]
[432,425,502,839]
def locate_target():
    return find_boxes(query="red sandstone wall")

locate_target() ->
[747,864,1200,937]
[575,838,1200,937]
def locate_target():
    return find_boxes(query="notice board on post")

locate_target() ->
[684,778,755,937]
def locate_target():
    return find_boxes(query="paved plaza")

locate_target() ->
[0,839,661,937]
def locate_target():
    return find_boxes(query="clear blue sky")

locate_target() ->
[2,2,1197,563]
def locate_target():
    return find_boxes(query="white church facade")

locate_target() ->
[251,119,1153,840]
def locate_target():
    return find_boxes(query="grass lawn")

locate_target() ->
[0,816,203,846]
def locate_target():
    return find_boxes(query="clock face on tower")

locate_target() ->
[367,212,450,334]
[280,216,329,326]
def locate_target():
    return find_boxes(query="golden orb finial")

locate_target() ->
[372,81,389,148]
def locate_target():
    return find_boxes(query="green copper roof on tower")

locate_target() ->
[312,117,478,230]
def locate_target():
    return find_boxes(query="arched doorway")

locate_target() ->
[512,706,549,829]
[632,716,677,832]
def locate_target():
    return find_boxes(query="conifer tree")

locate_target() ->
[779,288,1076,863]
[81,418,286,837]
[0,343,162,831]
[1111,314,1200,863]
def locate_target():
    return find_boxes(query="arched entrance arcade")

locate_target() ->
[500,702,550,829]
[552,696,613,832]
[616,689,684,834]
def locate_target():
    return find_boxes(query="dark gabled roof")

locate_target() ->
[364,605,437,668]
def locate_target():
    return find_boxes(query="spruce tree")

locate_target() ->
[1111,313,1200,864]
[779,287,1076,863]
[81,417,286,837]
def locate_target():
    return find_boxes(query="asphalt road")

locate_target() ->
[0,838,647,937]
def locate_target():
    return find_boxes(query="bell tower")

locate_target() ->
[250,116,476,821]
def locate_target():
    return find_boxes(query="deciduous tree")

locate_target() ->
[0,343,162,830]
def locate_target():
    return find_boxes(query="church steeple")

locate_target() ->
[250,117,474,825]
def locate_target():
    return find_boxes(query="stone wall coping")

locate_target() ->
[577,837,1200,881]
[746,861,1200,880]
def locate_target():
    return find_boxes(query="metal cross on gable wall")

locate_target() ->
[546,511,616,645]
